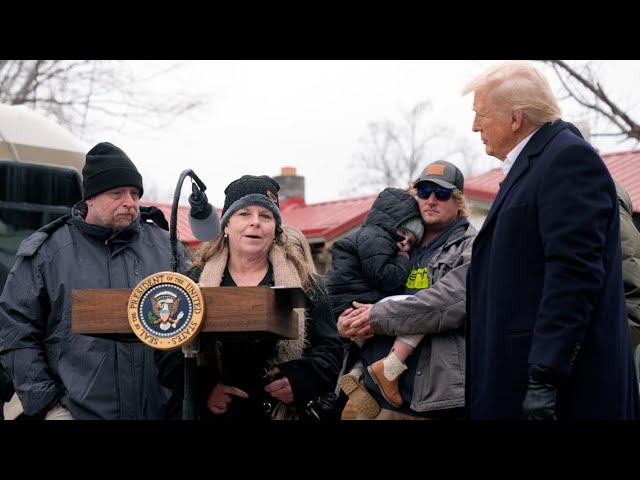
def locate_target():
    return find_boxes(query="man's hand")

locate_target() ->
[521,364,560,420]
[338,302,374,340]
[337,307,356,337]
[45,403,74,420]
[338,304,374,340]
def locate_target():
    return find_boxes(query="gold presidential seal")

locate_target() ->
[128,272,205,350]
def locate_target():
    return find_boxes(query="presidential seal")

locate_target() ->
[128,272,205,350]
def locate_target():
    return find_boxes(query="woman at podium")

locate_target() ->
[156,175,343,420]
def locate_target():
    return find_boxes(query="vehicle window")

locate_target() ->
[0,161,81,267]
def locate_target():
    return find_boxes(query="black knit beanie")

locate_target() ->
[82,142,144,200]
[220,175,282,227]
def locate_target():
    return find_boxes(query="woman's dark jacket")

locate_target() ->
[155,266,343,420]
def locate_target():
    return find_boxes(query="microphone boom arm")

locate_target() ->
[170,169,207,272]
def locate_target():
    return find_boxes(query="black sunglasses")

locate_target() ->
[416,185,454,201]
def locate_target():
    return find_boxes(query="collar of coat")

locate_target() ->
[72,201,141,243]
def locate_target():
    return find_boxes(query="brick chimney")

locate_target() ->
[274,166,305,201]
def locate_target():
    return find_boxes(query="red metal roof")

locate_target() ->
[139,201,205,247]
[465,149,640,213]
[464,169,502,204]
[605,150,640,208]
[281,194,376,241]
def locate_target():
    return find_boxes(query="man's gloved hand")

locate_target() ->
[521,363,561,420]
[140,206,169,231]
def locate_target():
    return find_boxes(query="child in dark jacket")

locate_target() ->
[325,187,424,417]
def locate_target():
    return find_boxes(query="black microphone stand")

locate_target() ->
[171,169,208,420]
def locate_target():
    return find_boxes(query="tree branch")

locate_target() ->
[542,60,640,140]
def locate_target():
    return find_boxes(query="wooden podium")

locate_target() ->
[72,286,309,342]
[72,283,309,420]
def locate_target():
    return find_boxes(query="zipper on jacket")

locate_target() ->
[104,230,120,245]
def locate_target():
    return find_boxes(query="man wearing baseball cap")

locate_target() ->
[337,159,476,420]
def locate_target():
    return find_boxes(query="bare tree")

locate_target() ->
[445,137,483,178]
[349,101,479,195]
[540,60,640,145]
[0,60,205,139]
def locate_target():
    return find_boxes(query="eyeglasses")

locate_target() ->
[416,185,454,201]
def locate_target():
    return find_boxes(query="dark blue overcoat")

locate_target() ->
[467,120,639,419]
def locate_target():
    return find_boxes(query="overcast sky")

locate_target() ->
[103,60,640,208]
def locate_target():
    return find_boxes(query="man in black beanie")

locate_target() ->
[81,142,145,230]
[0,141,191,420]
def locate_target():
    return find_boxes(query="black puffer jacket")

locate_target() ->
[325,187,421,318]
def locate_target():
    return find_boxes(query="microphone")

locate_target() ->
[188,182,221,241]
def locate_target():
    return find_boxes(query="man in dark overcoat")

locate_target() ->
[463,61,639,420]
